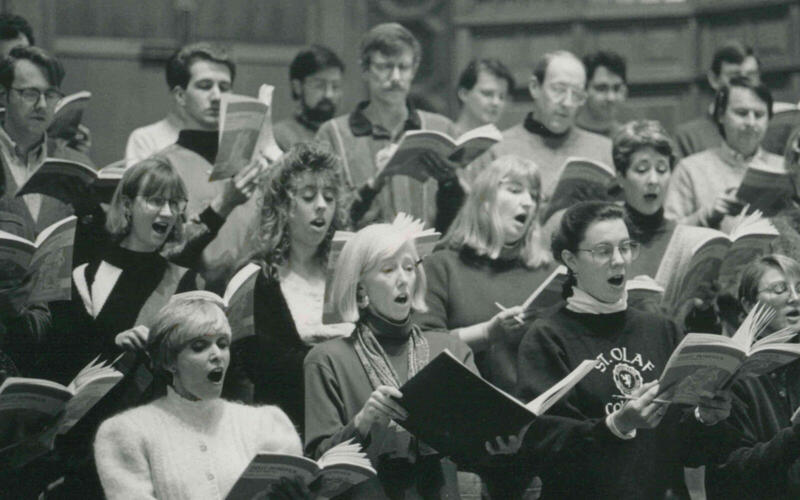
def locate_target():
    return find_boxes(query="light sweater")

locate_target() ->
[124,113,183,166]
[664,144,784,230]
[465,116,613,201]
[94,387,302,500]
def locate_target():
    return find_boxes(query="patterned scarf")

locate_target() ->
[353,309,430,390]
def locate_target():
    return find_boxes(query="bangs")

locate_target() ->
[289,169,340,195]
[136,163,187,201]
[165,306,230,354]
[366,236,418,274]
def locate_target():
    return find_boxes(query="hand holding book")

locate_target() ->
[353,385,407,437]
[608,381,668,436]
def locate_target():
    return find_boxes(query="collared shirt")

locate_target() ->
[125,112,183,166]
[665,143,784,230]
[315,100,454,227]
[0,126,47,221]
[348,100,422,140]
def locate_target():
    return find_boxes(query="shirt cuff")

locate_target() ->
[199,206,226,234]
[606,413,637,440]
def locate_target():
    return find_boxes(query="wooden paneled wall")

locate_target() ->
[454,0,800,133]
[2,0,799,164]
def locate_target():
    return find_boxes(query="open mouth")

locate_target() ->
[207,367,224,383]
[152,221,170,235]
[514,213,527,224]
[608,275,625,287]
[310,218,326,229]
[394,293,409,304]
[643,193,659,202]
[785,309,800,322]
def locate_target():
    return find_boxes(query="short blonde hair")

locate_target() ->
[440,155,551,268]
[331,223,428,322]
[146,292,231,375]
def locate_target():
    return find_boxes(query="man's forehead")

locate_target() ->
[590,66,624,84]
[306,67,342,82]
[728,86,766,108]
[544,56,585,85]
[370,49,414,65]
[188,59,232,82]
[718,61,742,74]
[12,59,50,87]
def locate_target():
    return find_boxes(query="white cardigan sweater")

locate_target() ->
[94,387,302,499]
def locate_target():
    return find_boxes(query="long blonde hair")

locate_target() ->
[440,155,551,268]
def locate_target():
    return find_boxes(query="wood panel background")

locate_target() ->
[1,0,799,165]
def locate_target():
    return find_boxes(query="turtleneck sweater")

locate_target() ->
[465,112,613,200]
[94,386,302,500]
[304,311,475,499]
[415,246,555,392]
[624,204,677,279]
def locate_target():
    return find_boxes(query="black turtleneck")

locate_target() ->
[624,203,666,245]
[176,129,219,164]
[524,112,570,139]
[362,307,413,380]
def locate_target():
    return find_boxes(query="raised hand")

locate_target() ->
[114,325,149,352]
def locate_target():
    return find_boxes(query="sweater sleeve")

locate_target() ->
[414,253,450,331]
[94,414,157,500]
[303,355,364,460]
[664,160,707,227]
[255,405,303,456]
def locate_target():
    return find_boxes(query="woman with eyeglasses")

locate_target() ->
[415,155,553,394]
[706,254,800,500]
[48,156,258,384]
[94,292,305,500]
[223,142,351,433]
[514,201,730,500]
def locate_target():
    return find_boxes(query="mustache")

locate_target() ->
[382,82,407,92]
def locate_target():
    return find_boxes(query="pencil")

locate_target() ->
[494,302,524,325]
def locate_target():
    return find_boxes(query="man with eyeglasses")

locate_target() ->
[315,23,459,229]
[467,50,613,203]
[0,46,93,236]
[274,45,344,151]
[576,51,628,138]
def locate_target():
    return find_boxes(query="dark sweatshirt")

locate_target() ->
[516,305,728,499]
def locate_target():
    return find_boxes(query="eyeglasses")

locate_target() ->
[577,240,640,263]
[545,83,587,105]
[11,87,64,105]
[369,61,415,79]
[758,281,800,297]
[139,196,187,214]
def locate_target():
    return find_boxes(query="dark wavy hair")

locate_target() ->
[255,141,350,274]
[551,201,629,298]
[612,119,677,176]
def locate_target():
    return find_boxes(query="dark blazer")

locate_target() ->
[223,269,314,434]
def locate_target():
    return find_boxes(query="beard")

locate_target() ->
[303,98,336,123]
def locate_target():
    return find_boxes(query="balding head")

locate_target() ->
[529,51,586,134]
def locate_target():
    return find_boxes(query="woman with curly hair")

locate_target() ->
[223,141,351,432]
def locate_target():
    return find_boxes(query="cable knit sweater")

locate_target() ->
[94,387,302,500]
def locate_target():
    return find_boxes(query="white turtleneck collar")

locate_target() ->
[566,286,628,314]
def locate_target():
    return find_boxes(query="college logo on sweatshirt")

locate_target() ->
[594,346,657,415]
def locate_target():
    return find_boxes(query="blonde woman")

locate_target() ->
[95,293,305,499]
[414,154,554,393]
[304,221,476,499]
